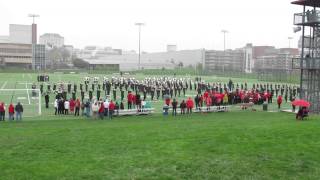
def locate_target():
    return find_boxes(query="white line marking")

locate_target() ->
[1,81,7,89]
[18,82,33,85]
[25,83,31,105]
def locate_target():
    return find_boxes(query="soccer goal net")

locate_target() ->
[0,89,41,117]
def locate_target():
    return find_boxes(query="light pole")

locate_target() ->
[221,29,228,51]
[28,14,39,24]
[28,14,40,70]
[288,37,293,48]
[135,23,145,70]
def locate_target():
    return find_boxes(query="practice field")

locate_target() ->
[0,112,319,179]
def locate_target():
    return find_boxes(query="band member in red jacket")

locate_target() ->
[108,100,115,119]
[8,103,14,121]
[277,95,283,109]
[98,102,105,120]
[0,102,5,121]
[186,97,194,114]
[127,91,133,109]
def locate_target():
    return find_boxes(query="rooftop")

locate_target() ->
[291,0,320,8]
[40,33,64,38]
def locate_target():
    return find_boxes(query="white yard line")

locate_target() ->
[1,81,7,89]
[18,82,33,85]
[25,82,31,105]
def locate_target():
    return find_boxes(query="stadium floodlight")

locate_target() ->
[28,14,40,24]
[221,29,229,51]
[135,22,145,70]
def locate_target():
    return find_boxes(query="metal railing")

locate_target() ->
[294,10,320,25]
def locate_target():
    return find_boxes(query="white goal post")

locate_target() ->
[0,89,41,116]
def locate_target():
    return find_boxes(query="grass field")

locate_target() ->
[0,72,318,179]
[0,112,320,179]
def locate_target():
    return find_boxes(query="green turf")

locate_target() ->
[0,73,318,179]
[0,112,319,179]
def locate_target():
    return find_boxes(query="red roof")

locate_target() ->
[291,0,320,7]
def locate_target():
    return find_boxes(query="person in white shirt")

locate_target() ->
[141,100,146,112]
[64,100,70,115]
[54,99,58,115]
[91,101,99,119]
[103,99,109,117]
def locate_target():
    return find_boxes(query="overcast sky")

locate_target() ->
[0,0,302,52]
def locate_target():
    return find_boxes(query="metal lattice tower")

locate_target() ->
[292,0,320,113]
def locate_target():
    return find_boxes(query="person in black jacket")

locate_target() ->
[15,102,23,121]
[194,95,200,110]
[180,100,186,115]
[45,93,50,108]
[136,94,141,112]
[172,99,178,116]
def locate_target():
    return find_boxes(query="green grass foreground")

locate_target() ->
[0,112,320,179]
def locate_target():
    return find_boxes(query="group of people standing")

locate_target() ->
[163,97,195,116]
[33,76,301,119]
[54,98,81,116]
[54,93,124,120]
[39,76,299,106]
[0,102,24,121]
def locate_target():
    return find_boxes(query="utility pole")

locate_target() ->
[221,29,228,51]
[288,37,293,48]
[135,23,145,70]
[28,14,40,70]
[28,14,40,44]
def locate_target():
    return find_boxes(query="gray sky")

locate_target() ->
[0,0,301,52]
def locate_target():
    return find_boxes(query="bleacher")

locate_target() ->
[194,106,230,113]
[113,105,229,117]
[240,102,255,110]
[167,106,230,114]
[116,108,155,116]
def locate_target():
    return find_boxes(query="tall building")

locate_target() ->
[252,46,278,59]
[255,53,296,71]
[0,24,48,69]
[205,44,253,73]
[205,50,245,72]
[0,36,10,43]
[39,33,64,49]
[167,45,177,52]
[254,47,300,82]
[244,43,254,73]
[254,47,299,71]
[9,24,32,44]
[32,44,46,70]
[0,43,32,68]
